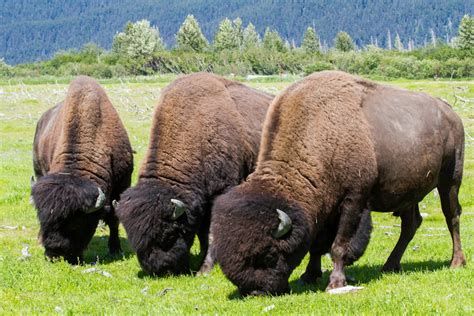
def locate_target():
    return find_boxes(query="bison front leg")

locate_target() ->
[327,194,372,291]
[382,204,422,272]
[196,224,215,275]
[103,208,122,255]
[299,252,323,284]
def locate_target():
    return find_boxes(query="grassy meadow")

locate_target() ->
[0,75,473,314]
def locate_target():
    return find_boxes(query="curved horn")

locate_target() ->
[272,209,292,238]
[170,198,186,220]
[84,187,105,213]
[112,200,119,209]
[30,175,36,188]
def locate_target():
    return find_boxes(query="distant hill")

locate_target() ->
[0,0,472,64]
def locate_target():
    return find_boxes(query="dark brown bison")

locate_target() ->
[116,73,273,276]
[211,71,466,295]
[31,76,133,264]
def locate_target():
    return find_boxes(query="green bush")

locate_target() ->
[304,61,334,75]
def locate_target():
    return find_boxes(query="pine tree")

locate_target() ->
[334,31,355,52]
[233,18,244,49]
[214,18,237,51]
[175,15,208,52]
[458,15,474,50]
[387,30,392,50]
[301,26,320,53]
[242,22,261,50]
[394,33,404,51]
[263,27,285,52]
[430,28,437,46]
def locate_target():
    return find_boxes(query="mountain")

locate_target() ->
[0,0,472,64]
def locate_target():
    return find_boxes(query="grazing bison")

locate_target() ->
[31,76,133,264]
[116,73,273,276]
[211,71,466,295]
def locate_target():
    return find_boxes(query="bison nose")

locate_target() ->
[249,290,267,296]
[44,249,82,265]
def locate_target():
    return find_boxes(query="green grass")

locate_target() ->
[0,76,473,314]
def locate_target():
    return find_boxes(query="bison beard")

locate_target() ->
[211,70,465,295]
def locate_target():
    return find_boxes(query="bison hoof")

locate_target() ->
[381,263,402,273]
[108,249,123,258]
[298,271,322,285]
[326,278,347,291]
[450,254,466,268]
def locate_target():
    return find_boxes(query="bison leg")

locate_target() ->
[299,252,323,284]
[103,210,122,255]
[327,194,371,290]
[438,184,466,268]
[382,205,422,272]
[196,224,214,275]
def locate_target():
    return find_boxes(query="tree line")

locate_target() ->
[1,14,473,79]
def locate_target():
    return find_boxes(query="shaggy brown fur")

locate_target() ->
[116,72,273,276]
[211,70,465,295]
[31,76,133,263]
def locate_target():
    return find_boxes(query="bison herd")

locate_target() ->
[30,71,466,296]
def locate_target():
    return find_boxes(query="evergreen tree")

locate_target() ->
[263,27,285,52]
[242,22,261,50]
[175,15,208,52]
[302,26,320,53]
[214,18,237,51]
[458,15,474,50]
[112,19,164,60]
[394,33,404,51]
[430,28,437,46]
[334,31,355,52]
[233,18,244,48]
[387,30,392,50]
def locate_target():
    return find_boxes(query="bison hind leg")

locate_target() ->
[382,204,422,273]
[438,183,466,268]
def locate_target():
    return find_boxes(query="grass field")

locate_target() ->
[0,75,473,314]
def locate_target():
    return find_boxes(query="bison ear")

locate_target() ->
[83,187,106,213]
[170,199,186,220]
[272,209,292,238]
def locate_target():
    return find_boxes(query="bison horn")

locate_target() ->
[112,200,119,209]
[30,175,36,188]
[170,198,186,220]
[84,187,106,213]
[272,209,292,238]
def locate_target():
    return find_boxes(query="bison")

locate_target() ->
[211,71,466,295]
[31,76,133,264]
[116,73,273,276]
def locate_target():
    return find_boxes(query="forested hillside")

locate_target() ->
[0,0,472,64]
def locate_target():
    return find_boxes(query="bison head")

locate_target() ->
[116,179,199,276]
[211,182,311,296]
[30,174,105,264]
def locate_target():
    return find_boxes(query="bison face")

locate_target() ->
[31,174,105,263]
[116,180,198,276]
[211,184,311,296]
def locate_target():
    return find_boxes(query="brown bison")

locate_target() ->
[211,71,466,295]
[116,73,273,276]
[31,76,133,264]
